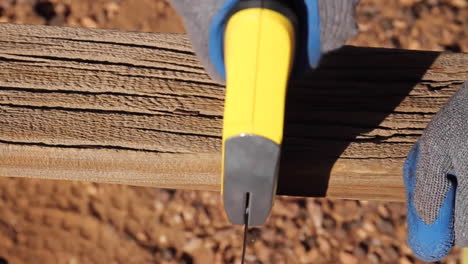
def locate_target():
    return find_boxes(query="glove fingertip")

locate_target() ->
[407,182,455,262]
[404,142,455,262]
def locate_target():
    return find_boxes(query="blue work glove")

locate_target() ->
[170,0,360,82]
[404,81,468,262]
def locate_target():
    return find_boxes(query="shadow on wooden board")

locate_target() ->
[277,46,440,197]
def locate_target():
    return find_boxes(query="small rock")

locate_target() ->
[105,2,119,19]
[136,232,148,243]
[80,17,97,28]
[339,251,359,264]
[377,218,395,234]
[183,238,202,253]
[307,201,323,231]
[377,205,389,218]
[363,222,376,233]
[399,256,413,264]
[317,237,331,253]
[385,245,400,261]
[323,215,336,229]
[449,0,466,8]
[355,228,368,239]
[368,253,381,264]
[68,258,78,264]
[159,235,168,245]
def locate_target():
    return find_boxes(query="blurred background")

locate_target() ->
[0,0,466,263]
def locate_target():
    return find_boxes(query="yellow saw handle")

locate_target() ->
[221,6,296,226]
[222,7,295,144]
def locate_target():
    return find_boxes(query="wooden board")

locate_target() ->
[0,23,467,201]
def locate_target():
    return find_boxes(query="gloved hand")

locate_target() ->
[404,81,468,262]
[170,0,360,82]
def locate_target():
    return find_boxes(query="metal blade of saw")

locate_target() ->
[241,192,251,264]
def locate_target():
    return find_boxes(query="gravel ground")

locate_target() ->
[0,0,466,263]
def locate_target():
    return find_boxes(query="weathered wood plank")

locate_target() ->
[0,23,467,201]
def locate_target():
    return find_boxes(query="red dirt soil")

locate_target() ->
[0,0,466,263]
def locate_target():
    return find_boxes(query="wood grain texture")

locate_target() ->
[0,23,466,201]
